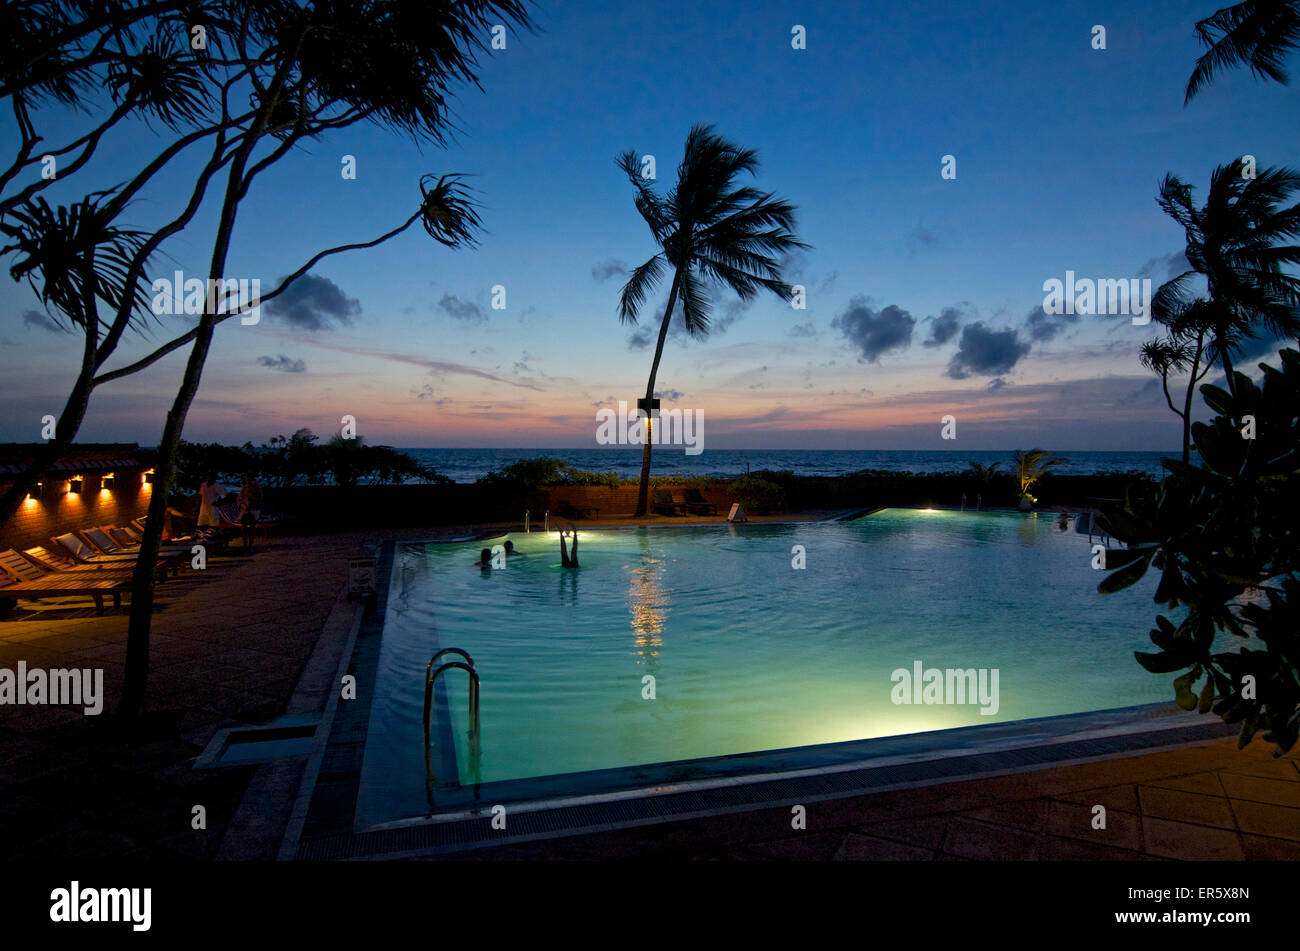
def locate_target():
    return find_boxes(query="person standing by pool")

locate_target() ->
[237,474,264,551]
[197,473,229,529]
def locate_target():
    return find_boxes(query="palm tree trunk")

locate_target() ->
[120,108,273,714]
[1181,332,1205,465]
[634,271,682,516]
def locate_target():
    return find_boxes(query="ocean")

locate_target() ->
[400,448,1180,484]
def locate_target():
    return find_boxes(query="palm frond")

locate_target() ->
[618,253,666,324]
[1185,0,1300,102]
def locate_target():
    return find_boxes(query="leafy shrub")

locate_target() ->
[1097,349,1299,754]
[726,474,786,513]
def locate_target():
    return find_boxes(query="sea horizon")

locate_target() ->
[396,447,1184,484]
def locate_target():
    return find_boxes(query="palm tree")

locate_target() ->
[1014,449,1066,509]
[616,124,808,515]
[1155,159,1300,399]
[965,460,1002,485]
[1139,298,1218,464]
[1185,0,1300,102]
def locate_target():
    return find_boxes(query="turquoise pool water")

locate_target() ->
[356,510,1170,826]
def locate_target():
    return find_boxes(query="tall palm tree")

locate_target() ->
[1185,0,1300,102]
[1155,159,1300,399]
[617,124,808,515]
[1014,449,1066,509]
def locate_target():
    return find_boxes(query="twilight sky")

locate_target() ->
[2,0,1298,452]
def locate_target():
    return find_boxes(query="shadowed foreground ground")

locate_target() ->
[1,521,1298,861]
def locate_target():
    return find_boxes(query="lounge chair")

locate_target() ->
[51,533,182,577]
[681,488,717,515]
[83,526,191,559]
[21,546,132,576]
[652,489,685,516]
[0,550,130,614]
[215,501,289,541]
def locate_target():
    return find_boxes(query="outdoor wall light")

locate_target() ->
[102,473,115,491]
[69,477,84,494]
[27,482,42,500]
[143,469,155,485]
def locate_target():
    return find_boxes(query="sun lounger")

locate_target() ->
[51,533,182,577]
[681,488,718,515]
[83,526,190,558]
[652,489,686,516]
[215,502,288,540]
[0,550,131,614]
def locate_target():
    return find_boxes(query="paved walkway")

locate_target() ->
[2,528,1297,861]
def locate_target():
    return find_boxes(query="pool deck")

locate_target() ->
[2,521,1298,861]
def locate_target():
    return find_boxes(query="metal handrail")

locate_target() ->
[423,658,480,748]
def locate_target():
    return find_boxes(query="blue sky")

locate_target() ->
[2,0,1298,451]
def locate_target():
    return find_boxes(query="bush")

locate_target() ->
[1097,349,1300,754]
[726,474,787,513]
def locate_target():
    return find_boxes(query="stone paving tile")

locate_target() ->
[964,798,1049,832]
[1228,799,1300,842]
[1138,785,1238,829]
[1045,799,1143,851]
[1219,758,1300,781]
[1143,817,1246,860]
[832,832,934,861]
[746,831,847,861]
[1239,833,1300,860]
[1219,772,1300,807]
[942,817,1040,861]
[1039,835,1152,861]
[1145,772,1227,796]
[857,815,951,850]
[1055,784,1140,814]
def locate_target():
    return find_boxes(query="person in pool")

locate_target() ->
[559,529,579,568]
[503,540,523,557]
[473,547,492,569]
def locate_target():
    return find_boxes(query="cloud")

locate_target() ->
[908,220,940,252]
[654,388,683,401]
[1024,304,1080,343]
[437,293,486,325]
[832,298,916,363]
[592,259,628,283]
[711,297,750,336]
[264,274,360,330]
[21,310,63,334]
[628,326,653,350]
[787,320,817,338]
[947,323,1031,379]
[922,307,962,347]
[256,354,307,373]
[986,376,1009,391]
[1138,251,1191,281]
[294,339,545,390]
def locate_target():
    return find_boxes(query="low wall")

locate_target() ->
[255,471,1152,533]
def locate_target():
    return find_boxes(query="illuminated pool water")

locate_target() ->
[356,509,1171,826]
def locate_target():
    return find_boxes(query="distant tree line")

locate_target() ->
[174,429,448,492]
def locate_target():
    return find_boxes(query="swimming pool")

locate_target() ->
[353,509,1180,829]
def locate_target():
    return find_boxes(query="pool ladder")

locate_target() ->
[424,649,481,799]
